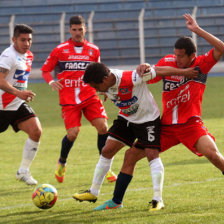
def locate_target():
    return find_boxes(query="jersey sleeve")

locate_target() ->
[41,47,60,72]
[197,49,217,74]
[0,50,15,70]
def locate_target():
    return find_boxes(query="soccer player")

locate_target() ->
[41,15,116,183]
[73,62,198,211]
[0,24,42,185]
[95,13,224,211]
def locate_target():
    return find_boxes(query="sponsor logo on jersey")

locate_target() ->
[163,78,187,91]
[63,49,69,53]
[166,85,190,108]
[68,55,89,60]
[59,61,91,71]
[112,96,138,108]
[164,57,175,62]
[64,76,87,88]
[13,69,29,81]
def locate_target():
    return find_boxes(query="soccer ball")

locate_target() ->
[32,184,58,209]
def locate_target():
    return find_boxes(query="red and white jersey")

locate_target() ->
[107,69,160,124]
[41,38,100,105]
[149,49,217,125]
[0,45,33,110]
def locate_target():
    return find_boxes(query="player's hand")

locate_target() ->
[182,67,199,79]
[17,90,36,102]
[136,63,151,76]
[183,14,199,32]
[49,78,64,91]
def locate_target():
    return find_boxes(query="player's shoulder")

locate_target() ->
[163,54,176,62]
[85,40,99,50]
[55,41,70,50]
[0,45,17,62]
[156,54,176,66]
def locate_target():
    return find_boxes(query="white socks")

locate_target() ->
[18,138,40,174]
[149,157,164,202]
[90,155,113,196]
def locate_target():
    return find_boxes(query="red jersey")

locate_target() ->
[150,49,217,125]
[41,38,100,105]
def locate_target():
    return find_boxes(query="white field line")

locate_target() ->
[0,177,222,211]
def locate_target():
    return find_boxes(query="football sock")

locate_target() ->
[59,135,74,164]
[90,155,113,196]
[97,133,108,154]
[18,138,39,173]
[149,157,164,202]
[112,172,133,204]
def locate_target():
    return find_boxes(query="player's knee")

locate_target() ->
[29,126,42,142]
[67,127,80,141]
[101,147,114,159]
[93,118,108,134]
[96,123,108,135]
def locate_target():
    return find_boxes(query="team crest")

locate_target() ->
[89,49,94,56]
[119,88,130,94]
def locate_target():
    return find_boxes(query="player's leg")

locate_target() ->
[86,97,117,182]
[55,106,81,183]
[195,135,224,172]
[13,103,41,185]
[145,148,164,211]
[73,138,124,202]
[73,116,134,203]
[180,117,224,172]
[91,117,117,182]
[94,147,145,210]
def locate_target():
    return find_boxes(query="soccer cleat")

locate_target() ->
[105,169,117,183]
[55,160,66,183]
[94,199,123,211]
[16,171,37,185]
[73,190,97,203]
[149,200,165,211]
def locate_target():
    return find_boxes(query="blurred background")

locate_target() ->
[0,0,223,79]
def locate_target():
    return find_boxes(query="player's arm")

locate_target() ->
[137,63,198,80]
[0,67,35,102]
[184,13,224,61]
[42,71,63,91]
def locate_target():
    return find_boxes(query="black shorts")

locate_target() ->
[0,103,36,133]
[108,116,161,150]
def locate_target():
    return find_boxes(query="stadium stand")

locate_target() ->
[0,0,223,71]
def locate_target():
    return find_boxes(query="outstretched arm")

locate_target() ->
[184,13,224,61]
[137,63,198,80]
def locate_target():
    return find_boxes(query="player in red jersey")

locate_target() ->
[41,15,116,183]
[91,13,224,212]
[0,24,42,185]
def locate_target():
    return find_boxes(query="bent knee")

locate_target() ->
[29,126,42,142]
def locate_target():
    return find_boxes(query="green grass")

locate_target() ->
[0,77,224,224]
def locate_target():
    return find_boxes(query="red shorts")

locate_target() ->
[160,117,215,157]
[61,95,108,130]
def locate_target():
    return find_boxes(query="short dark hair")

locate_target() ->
[69,15,85,27]
[84,62,110,84]
[13,24,33,38]
[175,36,196,56]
